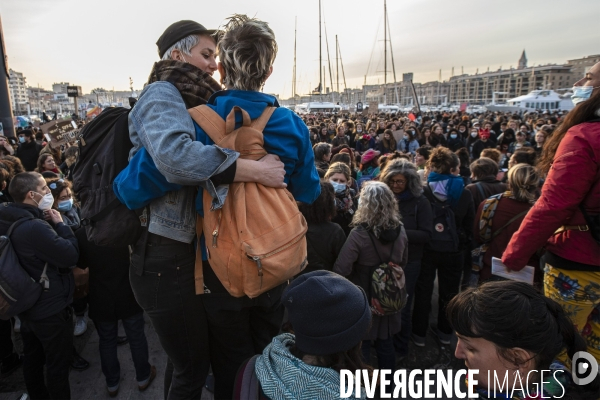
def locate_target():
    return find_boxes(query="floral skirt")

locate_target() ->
[543,264,600,365]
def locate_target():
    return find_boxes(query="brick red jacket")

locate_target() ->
[503,121,600,270]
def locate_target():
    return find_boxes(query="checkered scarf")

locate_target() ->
[146,60,222,108]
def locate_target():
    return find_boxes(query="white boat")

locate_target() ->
[378,104,400,113]
[486,90,573,113]
[295,102,341,114]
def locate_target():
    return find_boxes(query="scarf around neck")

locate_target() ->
[255,333,366,400]
[335,187,355,214]
[146,60,222,108]
[395,189,414,202]
[428,171,464,207]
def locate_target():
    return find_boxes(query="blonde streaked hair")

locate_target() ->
[350,181,401,237]
[507,163,540,203]
[217,15,277,91]
[324,162,351,181]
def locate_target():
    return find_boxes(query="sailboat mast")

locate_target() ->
[338,39,347,91]
[324,23,334,101]
[336,35,339,95]
[383,0,387,104]
[293,17,297,99]
[386,9,398,104]
[319,0,322,95]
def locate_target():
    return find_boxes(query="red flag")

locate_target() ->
[459,103,468,112]
[408,113,416,121]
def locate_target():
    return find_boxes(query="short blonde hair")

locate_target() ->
[507,163,539,203]
[218,15,277,91]
[324,162,351,181]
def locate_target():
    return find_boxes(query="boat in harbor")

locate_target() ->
[485,90,574,113]
[295,102,341,114]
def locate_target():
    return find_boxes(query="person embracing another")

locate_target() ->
[115,15,320,399]
[113,19,289,399]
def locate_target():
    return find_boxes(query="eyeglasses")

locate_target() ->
[390,179,407,186]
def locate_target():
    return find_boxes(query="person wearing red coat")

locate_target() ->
[502,62,600,364]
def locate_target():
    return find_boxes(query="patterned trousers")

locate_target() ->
[543,263,600,365]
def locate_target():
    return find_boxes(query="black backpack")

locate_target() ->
[72,107,144,247]
[0,216,49,320]
[423,185,460,253]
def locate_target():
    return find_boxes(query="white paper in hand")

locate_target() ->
[491,257,534,285]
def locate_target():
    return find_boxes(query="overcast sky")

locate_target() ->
[2,0,599,99]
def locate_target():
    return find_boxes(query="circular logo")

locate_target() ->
[435,223,445,232]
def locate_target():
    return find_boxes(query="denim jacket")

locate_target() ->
[122,81,238,243]
[116,88,321,254]
[397,138,420,155]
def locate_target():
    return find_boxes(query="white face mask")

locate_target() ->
[33,192,54,211]
[471,132,478,138]
[330,180,347,194]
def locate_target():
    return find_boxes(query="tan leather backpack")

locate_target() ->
[188,105,308,298]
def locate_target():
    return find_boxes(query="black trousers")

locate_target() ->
[412,250,464,337]
[21,307,73,400]
[0,318,14,361]
[202,260,285,399]
[130,232,210,400]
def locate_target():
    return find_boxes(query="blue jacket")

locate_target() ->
[397,138,420,155]
[114,81,238,243]
[114,90,320,256]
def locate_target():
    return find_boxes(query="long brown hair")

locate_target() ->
[538,89,600,173]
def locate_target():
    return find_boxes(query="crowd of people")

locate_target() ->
[0,14,598,400]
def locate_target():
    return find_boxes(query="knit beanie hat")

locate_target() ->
[282,271,371,355]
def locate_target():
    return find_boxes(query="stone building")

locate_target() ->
[9,69,28,115]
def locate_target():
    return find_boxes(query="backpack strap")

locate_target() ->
[5,217,50,291]
[475,182,486,200]
[489,209,529,241]
[367,230,396,264]
[251,107,276,132]
[5,217,34,237]
[225,106,252,134]
[188,105,227,145]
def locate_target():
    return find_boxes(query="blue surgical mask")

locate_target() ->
[403,135,409,140]
[57,198,74,212]
[572,86,598,105]
[330,180,347,194]
[19,137,25,143]
[450,134,458,139]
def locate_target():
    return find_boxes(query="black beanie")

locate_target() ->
[156,20,216,59]
[282,270,371,355]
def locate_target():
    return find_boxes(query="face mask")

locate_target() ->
[404,135,409,140]
[33,192,54,211]
[57,199,74,212]
[330,180,346,194]
[357,129,362,133]
[571,86,599,105]
[450,134,457,139]
[19,137,25,143]
[459,129,466,133]
[471,132,478,138]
